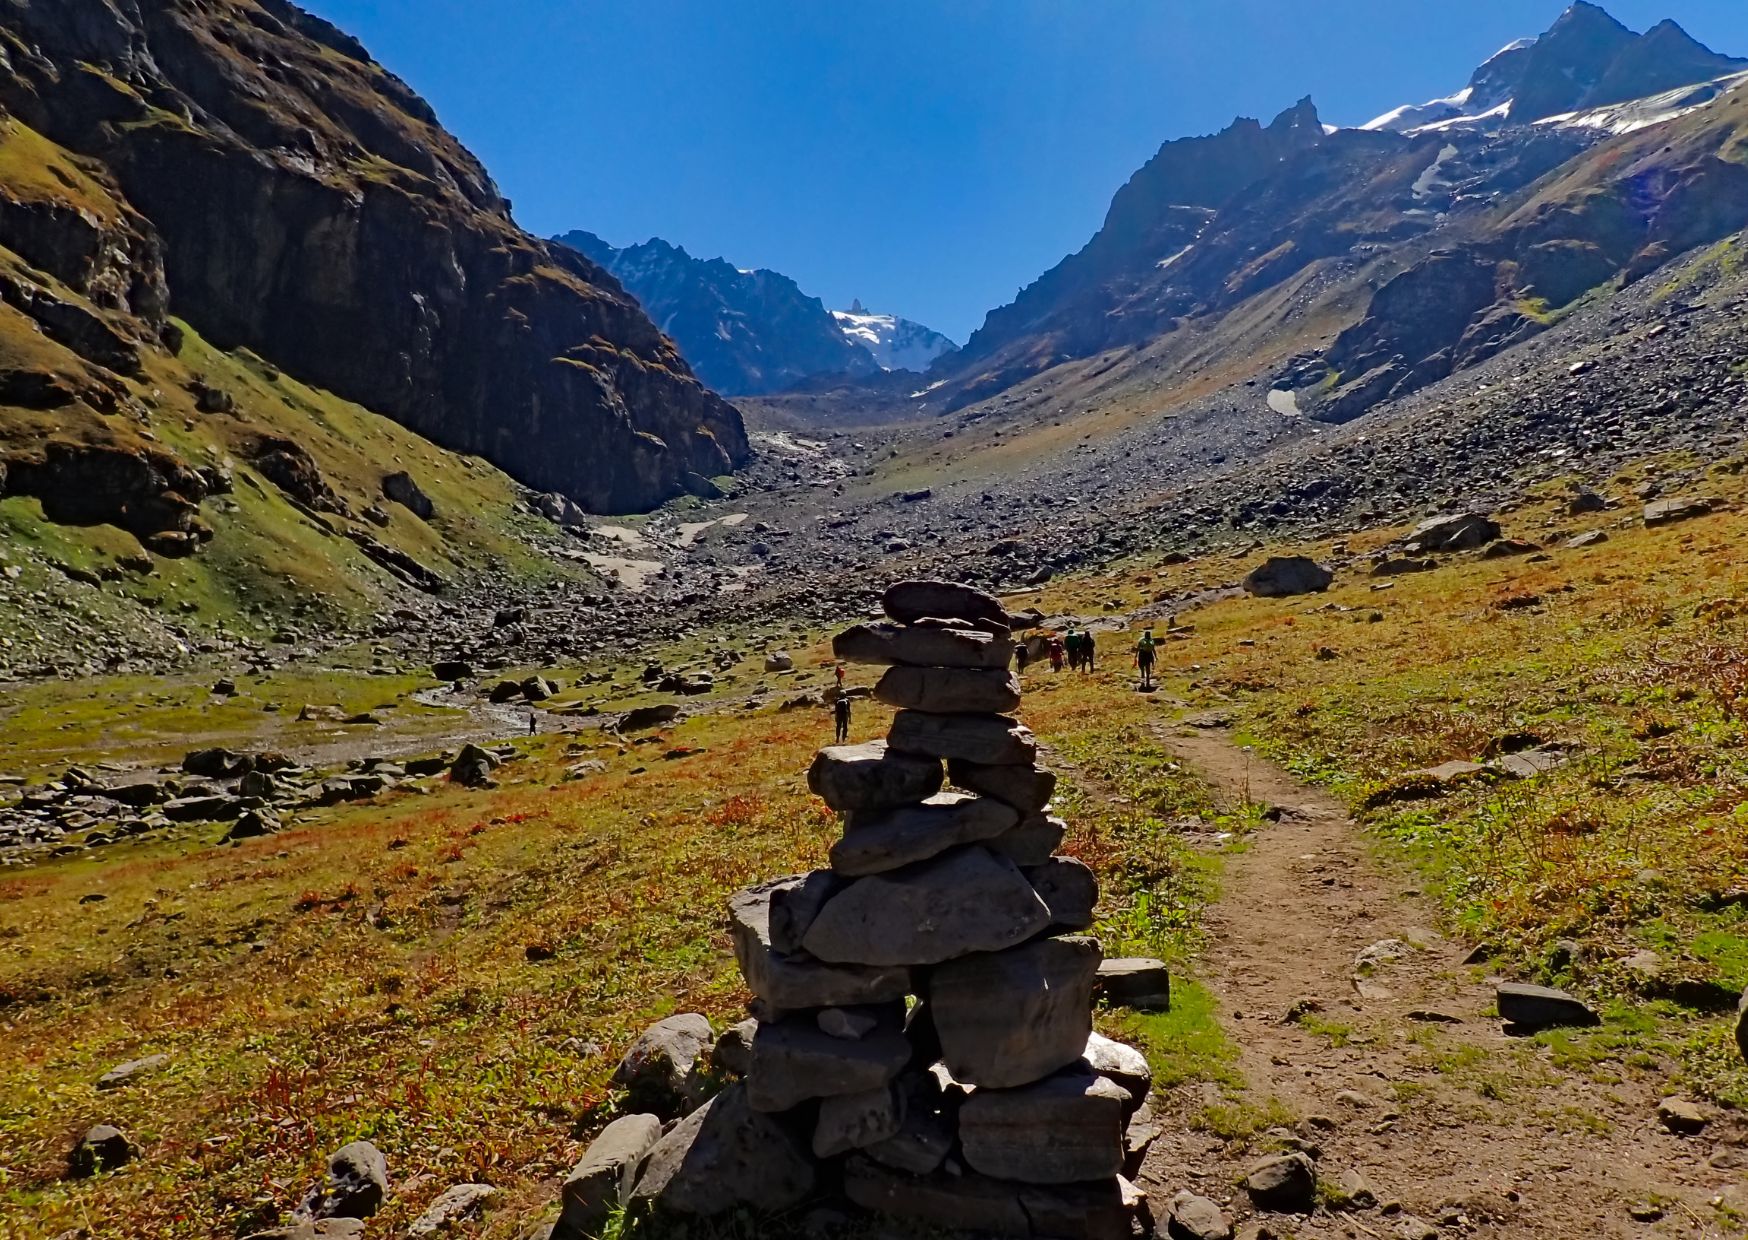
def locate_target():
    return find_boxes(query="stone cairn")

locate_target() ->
[570,580,1169,1239]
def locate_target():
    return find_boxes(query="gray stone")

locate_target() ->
[930,935,1102,1088]
[843,1155,1030,1235]
[382,471,434,520]
[618,703,681,733]
[949,758,1059,812]
[1645,495,1717,526]
[807,742,943,814]
[730,881,911,1011]
[611,1014,713,1118]
[1658,1096,1710,1135]
[959,1068,1128,1183]
[745,1015,912,1112]
[1495,982,1599,1030]
[1027,856,1098,929]
[882,580,1009,628]
[765,870,844,952]
[813,1084,904,1158]
[1124,1102,1161,1179]
[1243,556,1333,598]
[68,1124,132,1178]
[406,1183,496,1235]
[1407,512,1501,552]
[887,710,1037,766]
[1333,1167,1377,1211]
[1082,1032,1151,1116]
[875,666,1022,714]
[559,1114,664,1234]
[1245,1152,1316,1213]
[1096,957,1172,1011]
[989,813,1068,865]
[1566,530,1610,549]
[834,792,1019,876]
[835,622,1012,670]
[97,1052,169,1090]
[1169,1190,1234,1240]
[711,1019,758,1076]
[818,1004,897,1040]
[630,1083,815,1216]
[296,1140,388,1220]
[865,1070,957,1175]
[1020,1176,1152,1240]
[801,846,1050,967]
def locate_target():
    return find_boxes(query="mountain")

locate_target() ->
[831,300,959,372]
[554,231,878,395]
[928,3,1748,425]
[0,0,747,527]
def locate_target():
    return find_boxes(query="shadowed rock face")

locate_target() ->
[0,0,748,513]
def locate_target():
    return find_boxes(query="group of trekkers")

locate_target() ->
[1011,625,1159,689]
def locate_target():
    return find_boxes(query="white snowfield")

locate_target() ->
[1535,70,1748,136]
[831,302,959,372]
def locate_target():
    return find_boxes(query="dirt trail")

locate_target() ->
[1135,724,1746,1240]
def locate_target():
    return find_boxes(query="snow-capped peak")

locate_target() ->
[831,304,960,373]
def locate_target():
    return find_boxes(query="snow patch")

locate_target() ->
[1537,70,1748,136]
[831,305,958,372]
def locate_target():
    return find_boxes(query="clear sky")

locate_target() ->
[303,1,1748,341]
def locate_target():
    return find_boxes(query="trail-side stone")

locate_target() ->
[801,846,1050,967]
[888,710,1037,766]
[813,1083,905,1158]
[1083,1032,1151,1116]
[835,622,1012,670]
[1737,990,1748,1063]
[745,1017,911,1112]
[559,1113,663,1234]
[1333,1167,1378,1211]
[612,1014,713,1118]
[834,792,1019,876]
[808,742,943,814]
[844,1155,1031,1235]
[67,1124,132,1178]
[629,1083,815,1217]
[1245,1152,1316,1213]
[1097,957,1172,1012]
[296,1140,388,1220]
[1658,1096,1710,1135]
[1495,982,1599,1030]
[711,1019,758,1076]
[949,758,1058,812]
[618,703,681,733]
[1407,512,1501,552]
[1027,856,1098,929]
[1168,1190,1233,1240]
[929,935,1101,1088]
[959,1068,1128,1183]
[1645,496,1717,527]
[97,1052,169,1090]
[731,881,910,1011]
[882,580,1009,628]
[1243,556,1333,598]
[875,666,1022,715]
[989,813,1068,865]
[406,1183,496,1235]
[865,1070,957,1175]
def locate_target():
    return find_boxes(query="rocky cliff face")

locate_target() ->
[555,231,880,395]
[0,0,748,514]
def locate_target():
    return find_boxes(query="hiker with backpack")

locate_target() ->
[1135,628,1158,690]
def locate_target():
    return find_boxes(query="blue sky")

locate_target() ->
[304,1,1748,341]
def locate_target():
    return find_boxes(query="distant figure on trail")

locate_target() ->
[1048,635,1066,673]
[528,711,538,736]
[835,663,846,689]
[1014,639,1031,674]
[1135,629,1157,690]
[833,693,852,743]
[1081,630,1096,673]
[1064,628,1080,672]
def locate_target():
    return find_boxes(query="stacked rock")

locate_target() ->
[636,581,1156,1237]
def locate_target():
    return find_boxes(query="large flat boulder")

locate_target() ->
[929,935,1101,1088]
[729,881,910,1012]
[1495,982,1599,1030]
[882,580,1010,628]
[1406,512,1501,552]
[835,623,1011,670]
[1243,556,1333,598]
[745,1015,912,1112]
[833,793,1019,876]
[958,1068,1128,1183]
[1645,495,1718,527]
[801,846,1050,967]
[808,742,943,814]
[888,711,1037,766]
[949,759,1058,813]
[629,1083,815,1217]
[875,666,1022,714]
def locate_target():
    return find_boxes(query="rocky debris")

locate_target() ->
[1244,1152,1316,1213]
[630,583,1148,1234]
[1242,556,1332,598]
[1405,512,1501,552]
[612,1014,713,1118]
[1644,495,1717,526]
[97,1052,169,1090]
[1096,958,1172,1011]
[559,1114,663,1235]
[1168,1191,1234,1240]
[406,1183,496,1235]
[68,1124,132,1177]
[807,742,944,813]
[295,1140,388,1221]
[1496,982,1600,1030]
[381,471,434,521]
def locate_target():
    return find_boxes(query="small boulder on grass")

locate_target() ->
[295,1140,388,1220]
[612,1013,714,1118]
[67,1124,132,1177]
[1245,1152,1316,1213]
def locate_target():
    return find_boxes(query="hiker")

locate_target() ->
[1135,628,1157,690]
[1063,628,1078,672]
[833,693,852,743]
[835,663,846,689]
[1048,634,1066,673]
[1081,630,1096,673]
[528,711,538,736]
[1014,639,1031,674]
